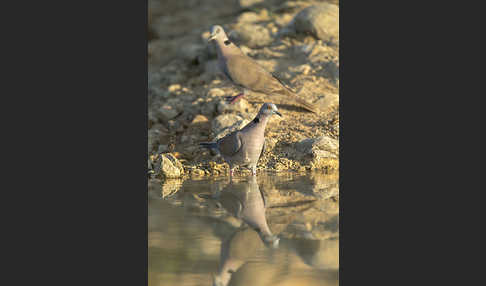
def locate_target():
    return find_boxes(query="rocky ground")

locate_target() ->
[148,0,339,179]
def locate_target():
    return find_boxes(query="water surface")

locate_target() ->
[149,172,339,286]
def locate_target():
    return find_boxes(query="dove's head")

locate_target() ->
[259,103,282,117]
[208,25,228,42]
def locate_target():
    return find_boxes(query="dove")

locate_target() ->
[199,103,281,176]
[207,24,318,113]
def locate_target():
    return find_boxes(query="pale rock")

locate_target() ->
[153,153,184,179]
[217,97,251,114]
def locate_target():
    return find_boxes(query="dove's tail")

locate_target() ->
[199,142,218,149]
[289,92,320,114]
[274,77,319,113]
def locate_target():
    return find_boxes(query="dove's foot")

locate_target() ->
[251,167,257,176]
[224,93,245,104]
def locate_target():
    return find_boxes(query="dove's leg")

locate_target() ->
[225,89,249,104]
[251,165,257,176]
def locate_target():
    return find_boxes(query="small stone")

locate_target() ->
[168,84,181,93]
[159,104,178,120]
[200,99,217,116]
[217,97,250,114]
[294,64,312,75]
[207,88,226,98]
[191,114,209,124]
[238,0,264,9]
[236,12,260,23]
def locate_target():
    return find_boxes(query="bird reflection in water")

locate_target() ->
[200,176,279,286]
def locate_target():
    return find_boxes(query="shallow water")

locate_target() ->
[148,172,339,286]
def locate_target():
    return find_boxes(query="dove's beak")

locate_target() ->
[274,111,282,117]
[208,34,216,42]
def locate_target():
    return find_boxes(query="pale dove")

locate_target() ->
[208,25,318,113]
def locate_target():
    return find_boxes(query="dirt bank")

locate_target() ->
[148,0,339,178]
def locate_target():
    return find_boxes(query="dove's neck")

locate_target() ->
[215,38,241,58]
[243,114,270,134]
[255,114,271,127]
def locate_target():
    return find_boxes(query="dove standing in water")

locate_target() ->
[200,103,281,176]
[207,25,318,113]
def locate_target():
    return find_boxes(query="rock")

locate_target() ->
[217,97,251,114]
[326,60,339,83]
[153,153,184,179]
[236,12,260,23]
[296,136,338,156]
[238,0,264,9]
[211,114,250,138]
[198,98,218,116]
[191,114,209,125]
[158,104,178,121]
[168,84,181,93]
[290,64,312,75]
[157,98,183,121]
[284,3,339,44]
[191,168,205,176]
[311,150,339,169]
[207,88,226,98]
[230,24,273,48]
[296,136,339,170]
[185,114,210,139]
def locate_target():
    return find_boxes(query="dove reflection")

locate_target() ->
[206,176,279,286]
[215,176,279,246]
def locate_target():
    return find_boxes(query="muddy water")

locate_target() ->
[148,172,339,286]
